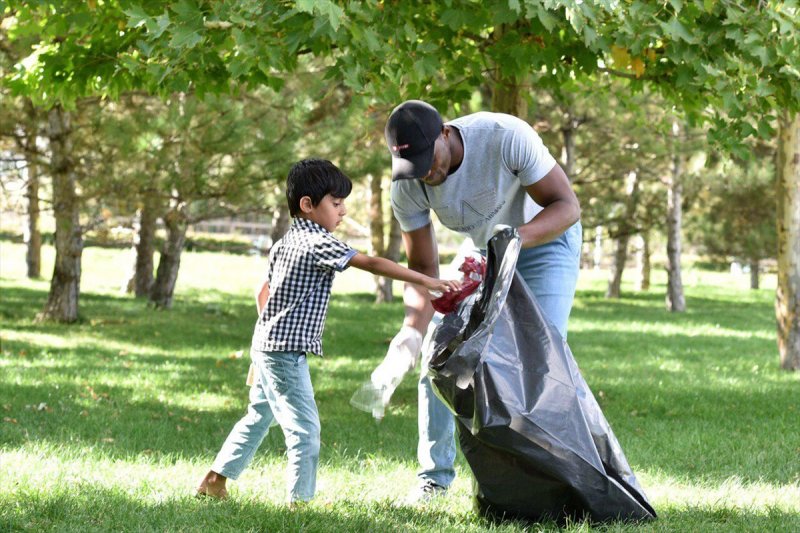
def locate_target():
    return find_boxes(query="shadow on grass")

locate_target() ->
[1,285,256,353]
[3,282,797,490]
[0,376,422,465]
[572,290,775,333]
[2,484,798,532]
[1,285,402,356]
[1,484,492,533]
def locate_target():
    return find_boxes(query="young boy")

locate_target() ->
[195,158,460,504]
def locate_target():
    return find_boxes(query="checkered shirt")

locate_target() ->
[251,217,357,356]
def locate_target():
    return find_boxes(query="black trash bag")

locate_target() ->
[428,227,656,524]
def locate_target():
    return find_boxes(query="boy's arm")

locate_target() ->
[348,251,460,295]
[255,277,270,315]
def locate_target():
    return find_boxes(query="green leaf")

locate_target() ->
[756,117,775,138]
[172,0,202,23]
[265,75,285,92]
[170,25,203,49]
[145,13,171,39]
[361,27,381,53]
[441,8,472,31]
[661,18,697,44]
[739,121,756,137]
[750,46,769,67]
[124,5,150,28]
[320,2,345,31]
[294,0,343,31]
[136,39,154,57]
[536,9,559,32]
[295,0,316,14]
[779,64,800,80]
[493,2,519,24]
[582,25,598,48]
[227,55,251,78]
[229,13,256,27]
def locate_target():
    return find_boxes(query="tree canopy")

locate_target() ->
[4,2,798,130]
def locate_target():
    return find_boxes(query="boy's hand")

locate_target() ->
[424,277,462,298]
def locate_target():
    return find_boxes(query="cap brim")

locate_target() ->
[391,146,434,181]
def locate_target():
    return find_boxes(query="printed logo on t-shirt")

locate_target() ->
[436,188,505,234]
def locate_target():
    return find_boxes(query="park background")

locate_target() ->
[1,1,799,531]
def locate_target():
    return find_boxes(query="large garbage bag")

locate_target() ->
[427,227,656,523]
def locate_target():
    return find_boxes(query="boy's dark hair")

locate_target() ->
[286,158,353,216]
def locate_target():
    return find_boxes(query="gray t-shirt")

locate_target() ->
[390,112,557,248]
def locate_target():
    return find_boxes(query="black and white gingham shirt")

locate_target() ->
[251,217,356,356]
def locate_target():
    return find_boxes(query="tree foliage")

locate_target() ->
[6,2,798,132]
[687,153,778,266]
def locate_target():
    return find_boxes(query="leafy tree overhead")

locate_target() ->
[2,1,798,367]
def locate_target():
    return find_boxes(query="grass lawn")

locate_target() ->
[1,241,798,532]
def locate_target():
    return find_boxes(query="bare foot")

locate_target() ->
[196,470,228,500]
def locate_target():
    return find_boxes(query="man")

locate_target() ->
[384,99,582,503]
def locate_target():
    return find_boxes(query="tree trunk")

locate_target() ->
[561,104,582,181]
[23,100,41,279]
[368,173,388,303]
[122,215,139,294]
[776,111,800,371]
[606,171,640,299]
[606,235,629,298]
[749,259,760,290]
[636,232,651,292]
[149,207,187,309]
[666,121,686,312]
[490,24,527,117]
[562,123,576,179]
[39,106,82,323]
[269,201,290,249]
[123,190,159,296]
[593,225,603,270]
[24,155,42,279]
[369,174,402,303]
[133,190,159,297]
[376,213,403,302]
[492,77,527,116]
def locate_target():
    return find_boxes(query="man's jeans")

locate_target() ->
[417,222,583,488]
[211,349,321,502]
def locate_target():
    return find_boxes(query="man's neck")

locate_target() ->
[447,126,464,174]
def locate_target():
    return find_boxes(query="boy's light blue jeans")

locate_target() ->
[417,222,582,488]
[210,349,320,502]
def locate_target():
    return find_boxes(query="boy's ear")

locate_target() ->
[299,196,314,213]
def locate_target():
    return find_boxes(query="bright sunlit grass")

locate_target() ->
[1,241,798,532]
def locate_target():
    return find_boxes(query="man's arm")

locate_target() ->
[400,223,439,335]
[518,163,581,248]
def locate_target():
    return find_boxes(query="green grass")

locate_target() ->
[1,241,798,532]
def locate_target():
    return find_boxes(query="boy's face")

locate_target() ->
[300,194,347,232]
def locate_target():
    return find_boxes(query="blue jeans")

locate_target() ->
[417,222,582,488]
[211,349,321,502]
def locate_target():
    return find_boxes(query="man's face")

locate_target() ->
[419,134,450,186]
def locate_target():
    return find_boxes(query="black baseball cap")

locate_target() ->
[384,100,444,181]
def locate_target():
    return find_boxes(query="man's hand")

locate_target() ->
[371,325,424,388]
[350,325,424,420]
